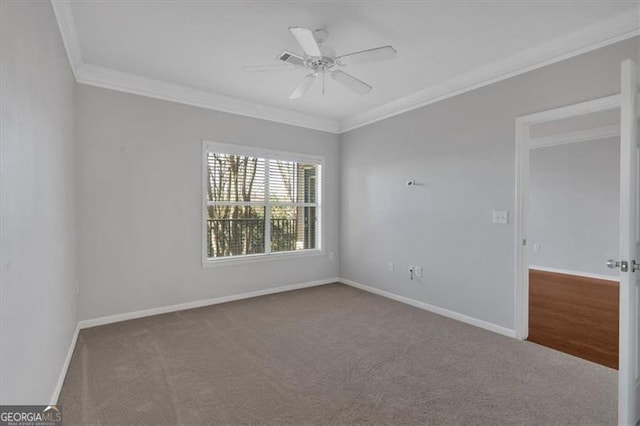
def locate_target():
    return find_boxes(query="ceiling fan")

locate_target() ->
[243,27,397,99]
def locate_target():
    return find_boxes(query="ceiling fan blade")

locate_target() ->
[330,70,372,95]
[289,27,322,57]
[289,74,316,100]
[336,46,397,66]
[242,64,297,72]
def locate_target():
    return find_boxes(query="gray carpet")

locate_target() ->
[59,283,616,425]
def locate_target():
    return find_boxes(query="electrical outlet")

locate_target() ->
[533,244,540,253]
[415,266,423,277]
[388,261,394,272]
[492,210,509,225]
[328,252,335,261]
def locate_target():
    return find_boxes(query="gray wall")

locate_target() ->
[75,85,340,321]
[529,138,620,278]
[339,37,638,331]
[1,2,77,404]
[1,4,635,404]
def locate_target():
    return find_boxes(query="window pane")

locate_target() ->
[269,160,317,204]
[207,153,266,202]
[270,206,317,252]
[207,206,265,258]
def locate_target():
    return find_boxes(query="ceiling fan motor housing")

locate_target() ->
[305,32,336,72]
[304,54,335,73]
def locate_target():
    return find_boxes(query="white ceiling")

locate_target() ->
[57,1,639,132]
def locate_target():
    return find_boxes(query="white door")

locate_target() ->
[618,58,640,426]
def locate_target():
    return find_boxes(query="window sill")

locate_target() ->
[202,249,324,268]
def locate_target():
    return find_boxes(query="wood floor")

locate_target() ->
[528,269,619,369]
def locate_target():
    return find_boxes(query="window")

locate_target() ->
[203,141,322,263]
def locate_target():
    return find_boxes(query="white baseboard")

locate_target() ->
[528,265,619,282]
[339,278,516,339]
[50,322,80,404]
[78,278,339,329]
[54,277,509,402]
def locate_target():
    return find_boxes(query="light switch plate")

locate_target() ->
[492,210,509,225]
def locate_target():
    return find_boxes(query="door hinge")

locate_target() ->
[633,260,639,273]
[523,239,526,246]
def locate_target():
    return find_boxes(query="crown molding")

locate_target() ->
[52,0,638,135]
[50,0,83,79]
[75,64,341,133]
[50,0,340,134]
[340,8,640,133]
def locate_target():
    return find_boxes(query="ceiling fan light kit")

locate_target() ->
[243,27,397,100]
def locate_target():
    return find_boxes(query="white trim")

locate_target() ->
[264,159,272,255]
[529,125,620,149]
[529,265,620,282]
[207,201,317,208]
[51,1,639,135]
[519,95,621,126]
[339,278,516,339]
[201,141,209,267]
[50,0,82,79]
[75,65,340,133]
[617,58,639,426]
[202,249,324,268]
[340,10,638,132]
[50,0,340,133]
[203,140,323,164]
[514,94,622,340]
[78,278,338,329]
[514,117,530,340]
[201,141,324,265]
[50,323,79,404]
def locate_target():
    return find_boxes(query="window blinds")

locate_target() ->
[204,147,321,260]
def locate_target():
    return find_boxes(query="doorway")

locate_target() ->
[514,95,622,389]
[515,94,621,338]
[515,59,640,426]
[514,99,622,369]
[527,131,620,368]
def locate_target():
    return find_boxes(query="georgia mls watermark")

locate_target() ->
[0,405,62,426]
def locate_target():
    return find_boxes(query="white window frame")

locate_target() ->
[202,141,324,267]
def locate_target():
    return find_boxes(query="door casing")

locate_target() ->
[514,93,621,340]
[515,59,640,424]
